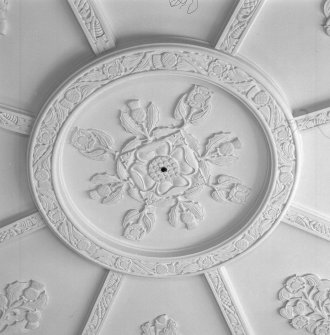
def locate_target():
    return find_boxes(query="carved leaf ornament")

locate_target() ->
[279,274,330,335]
[324,0,330,36]
[141,314,180,335]
[29,46,297,276]
[168,0,199,15]
[70,85,250,241]
[219,0,261,53]
[0,280,48,333]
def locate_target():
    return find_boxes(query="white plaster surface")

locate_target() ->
[0,227,106,335]
[1,0,330,334]
[102,274,231,335]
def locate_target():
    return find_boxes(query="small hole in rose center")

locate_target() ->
[161,167,167,173]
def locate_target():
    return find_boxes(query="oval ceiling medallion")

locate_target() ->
[28,43,300,277]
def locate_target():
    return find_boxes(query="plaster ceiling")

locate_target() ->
[1,1,330,334]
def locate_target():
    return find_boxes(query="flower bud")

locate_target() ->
[218,142,234,155]
[127,100,146,124]
[97,184,111,197]
[181,211,198,229]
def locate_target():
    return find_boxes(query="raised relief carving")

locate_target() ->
[217,0,262,54]
[30,46,297,276]
[0,280,48,333]
[70,85,250,241]
[73,0,106,41]
[0,0,8,36]
[0,213,45,245]
[141,314,180,335]
[295,108,330,131]
[284,206,330,241]
[206,268,247,335]
[279,274,330,334]
[168,0,198,14]
[68,0,114,54]
[324,0,330,35]
[82,272,122,335]
[0,105,35,135]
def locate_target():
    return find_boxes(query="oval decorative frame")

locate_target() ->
[28,44,300,277]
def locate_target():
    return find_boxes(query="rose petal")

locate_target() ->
[179,160,193,175]
[157,181,173,195]
[144,175,155,190]
[155,142,169,156]
[136,148,155,162]
[171,147,183,161]
[136,141,169,161]
[172,175,189,187]
[130,165,154,191]
[134,164,155,189]
[171,147,194,174]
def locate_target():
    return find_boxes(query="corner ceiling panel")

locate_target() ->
[0,130,34,227]
[101,275,231,335]
[96,0,234,46]
[0,0,94,114]
[0,227,106,335]
[225,222,330,335]
[239,0,330,112]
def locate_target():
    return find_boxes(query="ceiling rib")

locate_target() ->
[283,204,330,242]
[294,107,330,131]
[67,0,115,55]
[0,104,35,135]
[205,267,251,335]
[81,270,123,335]
[214,0,265,55]
[0,212,45,246]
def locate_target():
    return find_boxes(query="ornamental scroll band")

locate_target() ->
[70,85,251,241]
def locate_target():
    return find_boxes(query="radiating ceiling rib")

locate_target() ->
[214,0,265,55]
[67,0,116,55]
[283,204,330,242]
[0,104,35,135]
[294,106,330,131]
[0,212,45,246]
[205,267,251,335]
[81,270,123,335]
